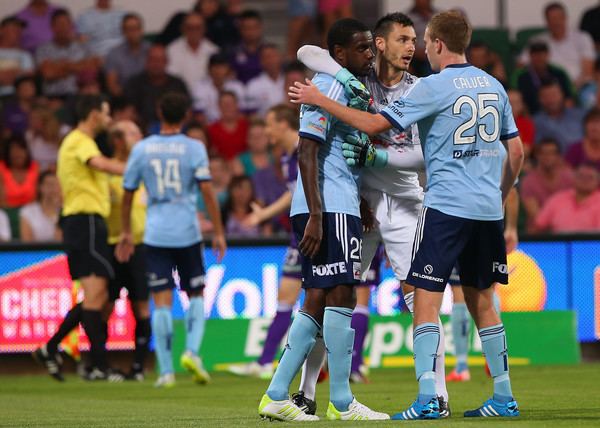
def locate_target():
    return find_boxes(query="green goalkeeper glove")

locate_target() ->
[335,68,371,111]
[342,133,388,168]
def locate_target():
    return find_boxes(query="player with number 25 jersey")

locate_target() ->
[381,64,518,221]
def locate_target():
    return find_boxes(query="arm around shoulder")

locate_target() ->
[87,155,125,175]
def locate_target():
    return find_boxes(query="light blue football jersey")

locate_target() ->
[291,72,361,217]
[123,134,211,247]
[380,64,519,221]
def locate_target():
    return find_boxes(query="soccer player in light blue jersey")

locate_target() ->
[290,10,524,420]
[258,19,389,422]
[116,92,226,388]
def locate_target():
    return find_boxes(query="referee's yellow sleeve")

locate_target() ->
[75,136,102,164]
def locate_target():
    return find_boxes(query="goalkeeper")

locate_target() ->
[296,12,450,417]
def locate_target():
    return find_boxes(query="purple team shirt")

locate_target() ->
[16,3,59,52]
[282,148,299,246]
[229,44,263,84]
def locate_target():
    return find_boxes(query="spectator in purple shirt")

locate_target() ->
[15,0,60,53]
[1,76,38,136]
[565,108,600,171]
[229,10,264,84]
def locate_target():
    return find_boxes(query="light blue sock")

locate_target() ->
[152,306,173,375]
[323,307,354,411]
[480,324,513,403]
[185,296,205,355]
[266,311,320,401]
[493,293,501,316]
[451,303,470,373]
[414,322,440,405]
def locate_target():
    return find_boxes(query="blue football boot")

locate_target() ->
[391,397,440,420]
[464,398,520,418]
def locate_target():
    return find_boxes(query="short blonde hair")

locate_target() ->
[427,10,471,55]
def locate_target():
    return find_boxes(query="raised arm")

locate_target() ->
[297,45,343,76]
[88,155,125,175]
[289,79,391,135]
[297,45,372,112]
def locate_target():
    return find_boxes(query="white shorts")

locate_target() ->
[360,189,422,282]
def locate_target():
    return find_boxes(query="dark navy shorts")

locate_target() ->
[449,264,461,286]
[144,242,206,294]
[291,212,362,289]
[109,244,149,302]
[407,207,508,292]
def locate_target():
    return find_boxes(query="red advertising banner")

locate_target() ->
[0,254,135,352]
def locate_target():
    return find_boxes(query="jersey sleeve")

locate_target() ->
[500,92,519,140]
[123,144,143,191]
[192,141,211,182]
[379,79,438,131]
[385,146,425,171]
[298,74,342,144]
[75,137,102,164]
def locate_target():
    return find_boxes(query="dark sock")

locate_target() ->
[133,318,151,371]
[47,303,83,354]
[101,320,109,345]
[81,309,108,370]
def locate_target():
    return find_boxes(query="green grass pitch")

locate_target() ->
[1,363,599,427]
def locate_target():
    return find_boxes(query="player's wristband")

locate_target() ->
[371,148,388,168]
[359,144,388,168]
[335,68,354,86]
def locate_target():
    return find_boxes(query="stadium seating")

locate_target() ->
[471,28,512,73]
[514,27,546,54]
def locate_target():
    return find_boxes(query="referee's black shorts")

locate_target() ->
[108,244,149,302]
[61,214,115,280]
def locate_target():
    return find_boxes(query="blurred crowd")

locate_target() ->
[0,0,599,243]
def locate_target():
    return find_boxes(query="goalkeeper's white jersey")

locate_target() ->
[362,70,424,201]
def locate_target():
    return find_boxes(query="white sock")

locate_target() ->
[435,319,448,401]
[404,291,415,313]
[297,45,342,76]
[299,333,326,401]
[404,291,448,401]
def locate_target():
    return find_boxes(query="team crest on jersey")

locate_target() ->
[308,116,327,134]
